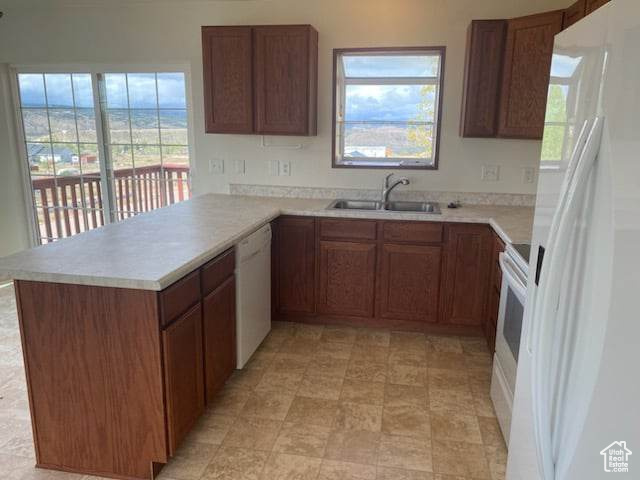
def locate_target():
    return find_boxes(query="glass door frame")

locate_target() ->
[9,63,195,247]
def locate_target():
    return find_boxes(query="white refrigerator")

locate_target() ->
[507,1,640,479]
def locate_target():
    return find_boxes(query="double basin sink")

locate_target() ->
[328,199,441,214]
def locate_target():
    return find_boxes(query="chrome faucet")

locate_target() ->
[381,173,410,205]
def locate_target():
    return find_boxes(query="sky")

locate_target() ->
[345,85,435,123]
[342,54,438,123]
[18,72,186,109]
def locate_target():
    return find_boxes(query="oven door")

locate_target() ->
[495,251,527,393]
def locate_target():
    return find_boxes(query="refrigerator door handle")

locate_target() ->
[526,118,592,356]
[530,116,604,480]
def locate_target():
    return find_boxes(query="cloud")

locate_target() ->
[345,85,434,122]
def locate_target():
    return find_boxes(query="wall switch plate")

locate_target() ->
[522,167,536,184]
[209,158,224,175]
[268,160,279,176]
[481,165,500,181]
[233,159,245,175]
[278,160,291,176]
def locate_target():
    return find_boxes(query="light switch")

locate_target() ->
[209,158,224,175]
[268,160,279,176]
[233,159,245,175]
[522,167,536,184]
[481,165,500,181]
[279,160,291,176]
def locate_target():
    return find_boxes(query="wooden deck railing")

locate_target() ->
[32,164,190,242]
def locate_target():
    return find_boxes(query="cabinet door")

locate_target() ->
[162,304,205,454]
[202,275,236,403]
[254,25,318,135]
[440,225,492,326]
[202,26,253,133]
[585,0,609,14]
[497,10,564,139]
[318,240,376,317]
[563,0,586,29]
[274,216,316,314]
[460,20,507,137]
[378,243,441,322]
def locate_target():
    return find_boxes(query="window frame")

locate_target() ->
[331,46,446,170]
[9,63,195,247]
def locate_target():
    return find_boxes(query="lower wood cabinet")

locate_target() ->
[162,303,205,454]
[273,217,495,333]
[377,243,441,322]
[484,232,506,351]
[317,240,376,317]
[440,224,493,326]
[202,275,236,403]
[273,216,316,314]
[15,248,238,479]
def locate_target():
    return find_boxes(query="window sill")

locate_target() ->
[334,159,437,170]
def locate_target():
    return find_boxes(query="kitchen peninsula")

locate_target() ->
[0,193,533,479]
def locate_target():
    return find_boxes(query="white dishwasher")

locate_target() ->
[235,223,272,368]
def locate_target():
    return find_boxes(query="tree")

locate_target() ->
[408,84,436,159]
[540,84,568,162]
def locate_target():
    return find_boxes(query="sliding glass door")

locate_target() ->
[15,69,192,244]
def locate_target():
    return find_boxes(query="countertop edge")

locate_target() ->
[0,197,530,290]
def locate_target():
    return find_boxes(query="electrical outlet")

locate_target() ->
[209,158,224,175]
[522,167,536,184]
[233,159,245,175]
[268,160,279,176]
[481,165,500,181]
[279,160,291,176]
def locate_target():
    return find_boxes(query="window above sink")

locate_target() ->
[332,47,446,170]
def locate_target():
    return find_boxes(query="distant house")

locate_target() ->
[27,144,76,170]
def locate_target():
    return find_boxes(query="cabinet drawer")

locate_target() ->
[160,270,201,327]
[382,221,443,244]
[201,248,235,296]
[319,218,377,241]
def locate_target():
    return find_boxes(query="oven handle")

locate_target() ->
[499,252,527,299]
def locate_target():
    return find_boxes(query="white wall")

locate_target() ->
[0,0,567,254]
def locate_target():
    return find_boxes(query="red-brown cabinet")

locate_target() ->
[497,10,564,139]
[273,216,316,314]
[162,303,205,454]
[202,24,317,135]
[459,20,507,137]
[317,240,377,317]
[201,250,237,403]
[440,224,493,326]
[377,243,441,322]
[201,26,253,134]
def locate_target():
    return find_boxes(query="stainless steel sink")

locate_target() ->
[330,200,383,210]
[328,199,441,214]
[386,201,441,214]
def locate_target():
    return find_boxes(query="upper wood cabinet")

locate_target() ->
[202,27,253,134]
[202,24,318,136]
[563,0,586,29]
[459,20,507,137]
[497,10,564,139]
[254,25,318,135]
[586,0,610,14]
[440,224,492,326]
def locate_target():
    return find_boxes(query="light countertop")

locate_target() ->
[0,194,534,290]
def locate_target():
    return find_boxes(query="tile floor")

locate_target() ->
[0,283,506,480]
